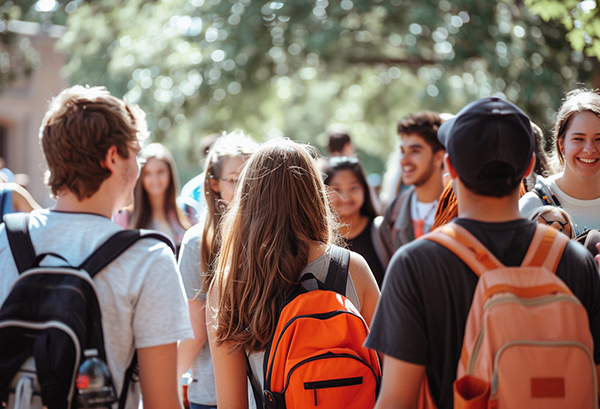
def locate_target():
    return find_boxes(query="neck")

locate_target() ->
[414,173,444,203]
[454,179,522,222]
[556,170,600,200]
[148,194,168,222]
[53,190,113,219]
[338,213,368,239]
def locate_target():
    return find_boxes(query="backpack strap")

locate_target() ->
[422,223,503,277]
[533,175,561,206]
[3,212,36,274]
[323,246,351,296]
[79,229,175,277]
[521,224,568,272]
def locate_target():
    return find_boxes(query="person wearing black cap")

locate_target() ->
[365,97,600,409]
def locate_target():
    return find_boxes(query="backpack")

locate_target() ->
[0,213,175,409]
[424,222,597,409]
[255,246,381,409]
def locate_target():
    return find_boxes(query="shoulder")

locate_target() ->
[181,222,204,248]
[384,187,414,222]
[519,191,543,216]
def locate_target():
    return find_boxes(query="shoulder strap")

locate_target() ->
[533,175,561,206]
[323,246,351,296]
[3,212,36,274]
[422,223,503,277]
[246,353,263,409]
[79,229,175,277]
[520,224,568,272]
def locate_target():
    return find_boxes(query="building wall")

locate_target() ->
[0,22,67,207]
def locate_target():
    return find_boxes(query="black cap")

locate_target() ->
[438,97,534,188]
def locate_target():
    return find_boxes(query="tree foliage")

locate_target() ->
[3,0,600,178]
[526,0,600,58]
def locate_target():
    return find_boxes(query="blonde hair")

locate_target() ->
[210,138,339,352]
[200,132,257,293]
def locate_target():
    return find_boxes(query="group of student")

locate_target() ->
[0,83,599,409]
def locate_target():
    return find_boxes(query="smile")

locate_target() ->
[578,158,598,164]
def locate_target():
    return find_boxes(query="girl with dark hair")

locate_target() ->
[520,88,600,234]
[128,143,190,248]
[207,139,380,408]
[323,156,386,287]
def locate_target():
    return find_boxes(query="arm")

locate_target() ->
[206,292,250,409]
[138,343,183,409]
[373,354,426,409]
[8,183,41,212]
[347,251,380,326]
[177,298,207,377]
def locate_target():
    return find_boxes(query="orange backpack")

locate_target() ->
[260,246,381,409]
[424,223,597,409]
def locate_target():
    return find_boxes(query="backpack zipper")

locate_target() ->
[280,352,377,405]
[303,376,363,405]
[468,295,582,374]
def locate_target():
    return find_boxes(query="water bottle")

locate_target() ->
[76,349,117,409]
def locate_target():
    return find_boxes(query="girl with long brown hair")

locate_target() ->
[177,132,257,409]
[128,143,190,248]
[207,138,380,408]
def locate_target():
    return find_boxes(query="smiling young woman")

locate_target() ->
[520,89,600,234]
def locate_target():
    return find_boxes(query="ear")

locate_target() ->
[524,153,536,178]
[434,149,446,170]
[557,138,564,153]
[444,154,458,179]
[209,177,220,196]
[102,146,119,174]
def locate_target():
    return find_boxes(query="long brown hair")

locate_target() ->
[130,143,190,231]
[200,132,257,293]
[210,139,339,352]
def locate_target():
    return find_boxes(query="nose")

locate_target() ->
[583,139,598,153]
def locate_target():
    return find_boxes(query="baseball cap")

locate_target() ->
[437,97,534,188]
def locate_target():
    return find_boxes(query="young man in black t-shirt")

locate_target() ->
[365,97,600,409]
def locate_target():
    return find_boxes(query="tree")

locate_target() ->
[3,0,600,178]
[526,0,600,59]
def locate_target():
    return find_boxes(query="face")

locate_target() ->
[328,169,365,219]
[119,141,142,208]
[209,156,246,204]
[559,110,600,180]
[400,133,444,187]
[141,157,171,199]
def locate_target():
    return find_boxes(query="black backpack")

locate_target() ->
[0,213,175,409]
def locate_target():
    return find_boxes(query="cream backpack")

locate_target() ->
[424,223,597,409]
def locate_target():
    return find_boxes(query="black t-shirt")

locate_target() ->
[365,218,600,409]
[344,218,385,288]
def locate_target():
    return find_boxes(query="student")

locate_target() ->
[365,97,600,409]
[520,88,600,234]
[379,111,445,261]
[127,143,190,250]
[322,156,386,286]
[0,86,193,409]
[177,132,257,409]
[207,138,380,408]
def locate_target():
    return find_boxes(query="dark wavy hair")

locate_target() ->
[322,156,378,220]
